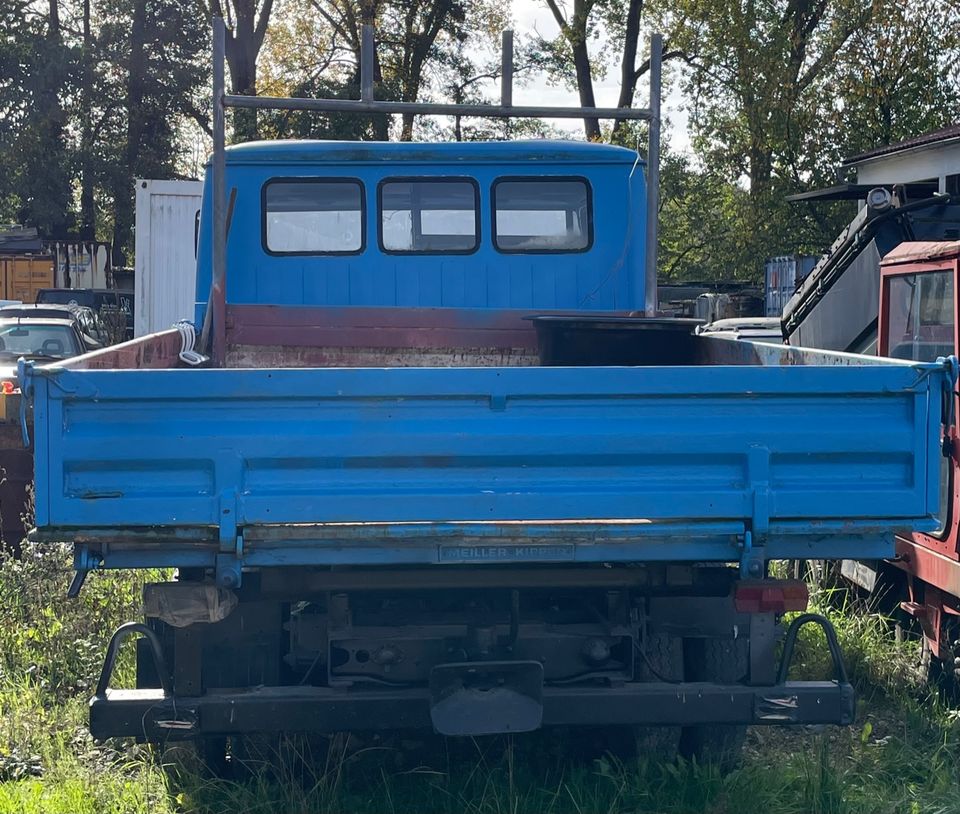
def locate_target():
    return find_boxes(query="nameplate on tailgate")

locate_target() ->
[439,544,576,563]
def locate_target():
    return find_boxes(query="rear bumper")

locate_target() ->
[90,680,854,741]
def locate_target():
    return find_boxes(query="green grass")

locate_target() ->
[2,549,960,813]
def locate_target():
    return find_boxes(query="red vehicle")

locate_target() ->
[878,241,960,674]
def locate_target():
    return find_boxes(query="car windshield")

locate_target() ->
[0,324,80,359]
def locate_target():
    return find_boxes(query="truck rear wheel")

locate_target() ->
[679,636,748,771]
[631,631,683,761]
[590,631,683,763]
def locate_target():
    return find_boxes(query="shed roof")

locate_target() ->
[843,124,960,166]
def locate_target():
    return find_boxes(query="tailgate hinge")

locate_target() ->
[743,446,770,578]
[216,489,243,589]
[738,530,765,579]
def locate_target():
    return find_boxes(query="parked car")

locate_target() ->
[0,317,85,391]
[0,303,107,350]
[36,288,134,342]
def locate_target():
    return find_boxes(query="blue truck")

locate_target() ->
[16,20,958,767]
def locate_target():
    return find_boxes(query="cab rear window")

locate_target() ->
[492,178,592,253]
[379,178,479,254]
[263,180,365,254]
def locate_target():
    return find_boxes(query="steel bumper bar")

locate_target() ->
[90,679,854,741]
[90,612,855,740]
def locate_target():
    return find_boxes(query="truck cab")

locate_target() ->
[193,140,647,371]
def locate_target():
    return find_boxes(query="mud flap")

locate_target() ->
[429,661,544,736]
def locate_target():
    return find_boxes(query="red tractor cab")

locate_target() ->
[879,241,960,669]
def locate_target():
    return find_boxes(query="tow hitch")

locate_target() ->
[429,660,544,736]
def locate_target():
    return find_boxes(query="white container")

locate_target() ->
[134,179,202,337]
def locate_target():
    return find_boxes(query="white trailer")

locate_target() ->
[133,179,202,337]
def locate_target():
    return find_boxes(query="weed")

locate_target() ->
[1,549,960,813]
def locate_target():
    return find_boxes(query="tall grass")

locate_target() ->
[0,549,959,814]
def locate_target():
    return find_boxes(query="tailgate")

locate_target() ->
[24,360,951,566]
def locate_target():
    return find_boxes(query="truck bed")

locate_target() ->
[23,333,950,573]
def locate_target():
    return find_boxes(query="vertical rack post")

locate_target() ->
[361,25,375,102]
[644,33,662,316]
[501,30,514,108]
[212,17,227,365]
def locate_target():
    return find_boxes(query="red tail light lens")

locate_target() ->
[734,579,809,613]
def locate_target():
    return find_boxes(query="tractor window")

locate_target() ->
[886,270,955,534]
[264,180,364,254]
[887,272,955,362]
[379,179,479,254]
[493,178,592,253]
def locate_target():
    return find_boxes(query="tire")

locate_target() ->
[680,636,748,772]
[592,631,683,764]
[633,630,683,761]
[564,630,684,763]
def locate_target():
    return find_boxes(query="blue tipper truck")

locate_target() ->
[16,20,959,766]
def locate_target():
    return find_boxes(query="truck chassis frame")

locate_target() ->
[92,613,852,741]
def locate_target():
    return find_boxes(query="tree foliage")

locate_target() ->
[0,0,207,261]
[258,0,509,141]
[1,0,957,283]
[657,0,959,279]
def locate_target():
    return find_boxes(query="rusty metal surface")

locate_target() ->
[882,241,960,266]
[55,328,184,370]
[226,345,539,368]
[225,304,549,351]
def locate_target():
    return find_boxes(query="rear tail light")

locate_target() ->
[734,579,808,613]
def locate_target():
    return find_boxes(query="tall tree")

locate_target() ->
[78,0,96,238]
[9,0,74,237]
[540,0,602,140]
[535,0,688,142]
[673,0,870,207]
[259,0,505,141]
[208,0,275,141]
[825,0,960,162]
[98,0,209,263]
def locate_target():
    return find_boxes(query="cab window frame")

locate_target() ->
[881,266,959,540]
[261,177,367,257]
[376,176,481,256]
[491,175,594,255]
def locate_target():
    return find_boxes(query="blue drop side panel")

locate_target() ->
[31,363,944,566]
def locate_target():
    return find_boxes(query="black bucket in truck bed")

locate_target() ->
[530,316,704,365]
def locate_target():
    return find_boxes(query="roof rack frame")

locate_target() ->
[206,17,662,364]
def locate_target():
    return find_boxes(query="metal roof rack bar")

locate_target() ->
[222,93,656,121]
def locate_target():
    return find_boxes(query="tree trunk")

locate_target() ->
[400,112,415,142]
[611,0,643,144]
[111,0,147,267]
[79,0,95,239]
[228,0,259,141]
[215,0,275,142]
[27,0,71,237]
[545,0,600,141]
[571,40,600,140]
